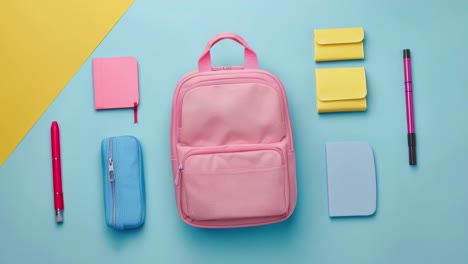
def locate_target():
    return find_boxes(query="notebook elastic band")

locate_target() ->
[133,102,138,124]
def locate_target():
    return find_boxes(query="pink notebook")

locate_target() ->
[93,56,139,122]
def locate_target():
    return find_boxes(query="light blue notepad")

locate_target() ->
[325,142,376,217]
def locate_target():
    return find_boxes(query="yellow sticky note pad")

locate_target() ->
[316,67,367,113]
[314,27,365,62]
[0,0,134,166]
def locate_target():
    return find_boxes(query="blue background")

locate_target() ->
[1,0,468,263]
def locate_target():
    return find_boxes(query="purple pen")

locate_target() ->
[403,49,416,165]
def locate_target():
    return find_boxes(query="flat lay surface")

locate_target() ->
[1,0,468,263]
[0,0,134,166]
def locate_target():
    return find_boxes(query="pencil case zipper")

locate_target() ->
[108,138,116,228]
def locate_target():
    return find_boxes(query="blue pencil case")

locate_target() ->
[101,136,145,230]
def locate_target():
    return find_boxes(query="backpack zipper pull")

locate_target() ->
[175,164,182,185]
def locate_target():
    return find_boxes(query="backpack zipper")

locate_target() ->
[108,138,116,228]
[175,164,183,186]
[174,145,284,185]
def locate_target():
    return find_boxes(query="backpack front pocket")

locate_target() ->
[179,145,288,221]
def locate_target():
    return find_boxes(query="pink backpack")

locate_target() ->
[170,33,297,228]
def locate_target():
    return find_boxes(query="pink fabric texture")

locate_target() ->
[171,33,296,228]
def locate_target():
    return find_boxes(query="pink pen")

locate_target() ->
[51,121,64,222]
[403,49,416,165]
